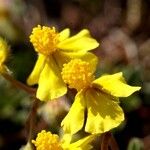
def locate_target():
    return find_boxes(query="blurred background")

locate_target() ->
[0,0,149,149]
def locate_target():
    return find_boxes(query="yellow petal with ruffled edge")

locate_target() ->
[61,90,86,135]
[54,51,98,74]
[27,54,46,85]
[93,72,141,97]
[36,55,67,101]
[57,29,99,52]
[85,88,124,134]
[66,134,95,150]
[59,28,70,42]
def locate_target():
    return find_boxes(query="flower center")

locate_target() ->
[61,59,94,91]
[30,25,59,56]
[32,130,63,150]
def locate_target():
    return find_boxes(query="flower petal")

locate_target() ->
[93,72,141,97]
[61,134,72,146]
[55,51,98,74]
[27,54,46,85]
[59,28,70,42]
[0,37,10,65]
[77,52,98,74]
[36,55,67,101]
[57,29,99,52]
[52,51,70,69]
[85,88,124,134]
[67,134,95,150]
[61,90,86,135]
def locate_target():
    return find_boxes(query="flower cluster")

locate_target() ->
[0,25,141,150]
[27,25,140,149]
[27,25,99,101]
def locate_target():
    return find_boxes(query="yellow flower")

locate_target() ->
[0,37,10,74]
[27,25,99,101]
[61,59,141,135]
[32,130,95,150]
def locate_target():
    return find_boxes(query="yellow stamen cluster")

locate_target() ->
[61,59,95,91]
[30,25,59,56]
[32,130,63,150]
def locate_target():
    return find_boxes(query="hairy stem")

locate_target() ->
[26,98,39,149]
[2,73,36,95]
[109,133,119,150]
[101,132,111,150]
[101,132,119,150]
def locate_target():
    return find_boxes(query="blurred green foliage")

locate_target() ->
[127,138,144,150]
[0,76,30,124]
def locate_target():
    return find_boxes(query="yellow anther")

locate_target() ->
[30,25,59,56]
[32,130,63,150]
[61,59,95,91]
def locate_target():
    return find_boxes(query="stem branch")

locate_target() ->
[2,73,36,95]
